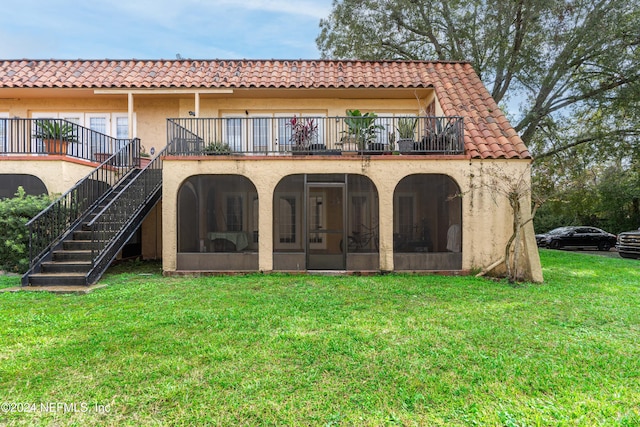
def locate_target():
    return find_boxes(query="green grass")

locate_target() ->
[0,251,638,426]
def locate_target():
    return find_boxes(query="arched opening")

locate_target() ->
[176,175,258,271]
[272,174,378,271]
[0,174,47,199]
[393,174,462,270]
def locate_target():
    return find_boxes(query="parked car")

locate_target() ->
[617,228,640,259]
[535,226,617,251]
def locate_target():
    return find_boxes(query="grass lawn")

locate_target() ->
[0,250,638,426]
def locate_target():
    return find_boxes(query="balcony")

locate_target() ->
[166,116,464,156]
[0,118,134,163]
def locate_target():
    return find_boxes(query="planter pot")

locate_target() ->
[44,139,69,155]
[136,157,152,168]
[292,146,309,155]
[308,143,341,155]
[336,136,360,153]
[361,142,385,155]
[398,139,414,153]
[94,153,112,163]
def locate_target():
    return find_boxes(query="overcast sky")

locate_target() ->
[0,0,334,60]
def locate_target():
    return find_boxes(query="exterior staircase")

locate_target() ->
[27,170,142,287]
[22,139,164,288]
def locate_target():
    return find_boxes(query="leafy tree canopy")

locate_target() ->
[317,0,639,159]
[318,0,640,230]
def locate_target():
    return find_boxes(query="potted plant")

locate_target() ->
[136,145,153,167]
[203,141,232,155]
[33,119,77,155]
[387,132,396,154]
[342,110,384,154]
[396,117,417,153]
[289,116,319,154]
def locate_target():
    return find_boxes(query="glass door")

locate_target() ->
[306,183,345,270]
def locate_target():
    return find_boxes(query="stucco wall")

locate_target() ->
[0,96,128,119]
[0,158,109,195]
[142,201,163,260]
[1,89,432,153]
[162,156,542,282]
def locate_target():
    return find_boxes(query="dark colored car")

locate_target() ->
[617,228,640,259]
[535,226,617,251]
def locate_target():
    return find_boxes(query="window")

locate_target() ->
[304,114,324,147]
[113,115,129,139]
[222,112,327,153]
[30,112,136,156]
[86,114,109,155]
[374,114,394,147]
[275,115,293,152]
[224,117,244,152]
[251,117,271,153]
[87,115,106,134]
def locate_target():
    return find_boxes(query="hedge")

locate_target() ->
[0,187,51,273]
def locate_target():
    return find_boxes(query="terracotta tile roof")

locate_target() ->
[0,59,530,159]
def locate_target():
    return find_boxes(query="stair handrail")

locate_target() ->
[24,138,141,271]
[86,145,165,282]
[166,118,205,155]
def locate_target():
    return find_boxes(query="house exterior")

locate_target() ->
[0,59,543,283]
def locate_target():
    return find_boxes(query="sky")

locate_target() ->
[0,0,335,60]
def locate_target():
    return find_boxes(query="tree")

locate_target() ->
[461,163,541,283]
[317,0,640,157]
[318,0,640,240]
[534,160,640,234]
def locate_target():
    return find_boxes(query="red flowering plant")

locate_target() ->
[288,116,318,150]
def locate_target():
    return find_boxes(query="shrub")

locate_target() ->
[0,187,51,273]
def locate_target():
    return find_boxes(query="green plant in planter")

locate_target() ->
[140,145,151,158]
[204,141,232,155]
[397,117,417,139]
[33,119,77,154]
[342,110,384,151]
[396,117,418,152]
[33,119,78,142]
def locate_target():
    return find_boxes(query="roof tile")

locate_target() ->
[0,59,530,159]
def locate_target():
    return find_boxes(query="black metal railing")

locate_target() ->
[166,116,464,156]
[24,138,142,273]
[86,146,164,284]
[0,118,131,162]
